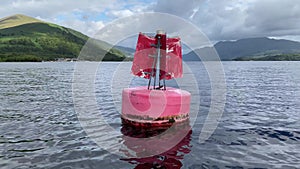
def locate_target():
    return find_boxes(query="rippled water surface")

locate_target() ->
[0,61,300,169]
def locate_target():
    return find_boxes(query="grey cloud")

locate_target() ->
[154,0,203,18]
[152,0,300,41]
[245,0,300,37]
[153,0,249,41]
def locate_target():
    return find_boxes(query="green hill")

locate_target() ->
[0,14,41,29]
[0,14,126,62]
[234,53,300,61]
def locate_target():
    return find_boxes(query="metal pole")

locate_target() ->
[148,52,156,90]
[153,53,157,89]
[155,35,161,90]
[147,30,165,90]
[147,73,152,89]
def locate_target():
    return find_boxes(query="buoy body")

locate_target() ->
[121,86,190,127]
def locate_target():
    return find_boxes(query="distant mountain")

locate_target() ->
[0,14,126,62]
[184,37,300,61]
[113,45,135,57]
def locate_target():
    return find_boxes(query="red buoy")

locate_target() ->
[121,30,191,127]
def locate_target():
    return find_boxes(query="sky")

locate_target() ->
[1,0,300,44]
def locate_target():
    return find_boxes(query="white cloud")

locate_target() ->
[1,0,300,42]
[0,0,155,37]
[36,13,105,36]
[0,0,118,36]
[108,9,134,18]
[1,0,116,18]
[61,20,105,36]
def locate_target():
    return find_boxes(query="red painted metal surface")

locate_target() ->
[121,87,190,127]
[131,33,183,80]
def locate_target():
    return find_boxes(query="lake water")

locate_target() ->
[0,61,300,169]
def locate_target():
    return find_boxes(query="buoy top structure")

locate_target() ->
[122,30,191,127]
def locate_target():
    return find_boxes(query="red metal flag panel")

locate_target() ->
[131,33,182,80]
